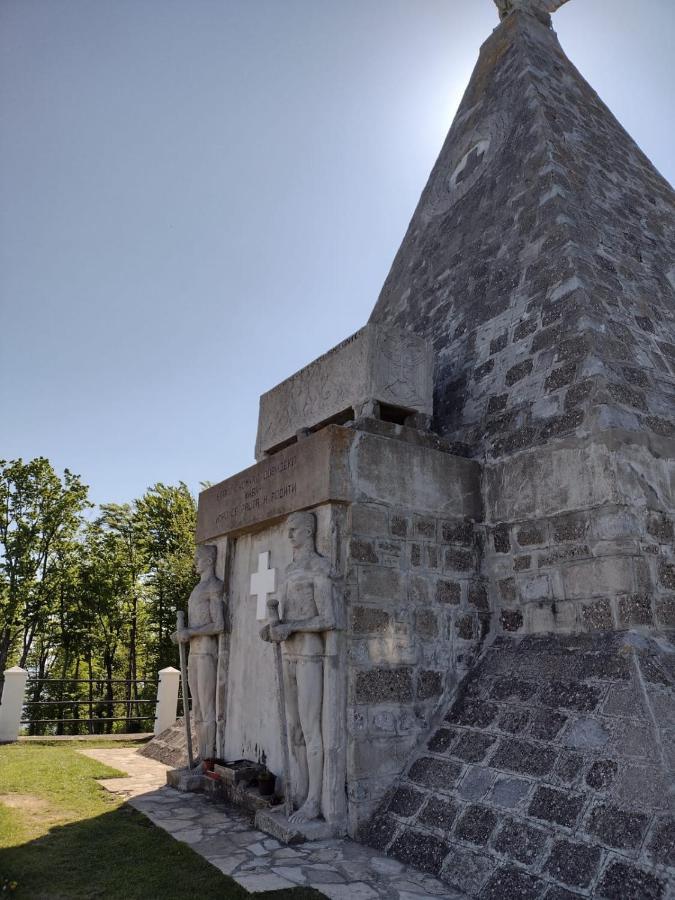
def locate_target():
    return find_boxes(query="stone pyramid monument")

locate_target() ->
[156,2,673,896]
[371,1,675,637]
[361,2,675,896]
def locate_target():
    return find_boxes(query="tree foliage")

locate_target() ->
[0,458,197,734]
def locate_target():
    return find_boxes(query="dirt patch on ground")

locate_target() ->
[0,794,64,827]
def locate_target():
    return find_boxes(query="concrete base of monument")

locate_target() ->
[166,766,203,792]
[255,808,345,845]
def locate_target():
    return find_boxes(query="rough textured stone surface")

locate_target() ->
[365,632,675,897]
[366,0,675,643]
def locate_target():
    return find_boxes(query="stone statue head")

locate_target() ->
[194,543,217,575]
[287,511,316,552]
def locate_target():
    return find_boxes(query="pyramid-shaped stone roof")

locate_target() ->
[371,10,675,463]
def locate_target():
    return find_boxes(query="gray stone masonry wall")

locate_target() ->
[345,420,487,832]
[363,631,675,899]
[369,10,675,637]
[482,439,675,637]
[370,12,675,463]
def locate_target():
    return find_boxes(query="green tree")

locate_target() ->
[135,483,198,671]
[0,458,89,697]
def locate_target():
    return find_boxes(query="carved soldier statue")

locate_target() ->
[173,544,225,765]
[260,511,336,824]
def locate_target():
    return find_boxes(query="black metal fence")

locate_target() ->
[21,677,160,736]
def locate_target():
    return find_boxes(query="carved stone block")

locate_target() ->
[254,323,433,460]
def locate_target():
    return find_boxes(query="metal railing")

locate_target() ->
[0,665,182,742]
[20,677,160,736]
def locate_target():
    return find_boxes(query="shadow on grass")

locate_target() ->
[0,802,324,900]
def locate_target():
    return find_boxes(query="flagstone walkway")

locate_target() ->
[79,748,464,899]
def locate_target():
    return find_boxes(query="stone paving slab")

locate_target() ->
[78,747,465,898]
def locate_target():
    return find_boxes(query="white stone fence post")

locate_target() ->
[0,667,29,743]
[154,666,180,736]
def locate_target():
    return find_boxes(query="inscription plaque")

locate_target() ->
[196,426,353,543]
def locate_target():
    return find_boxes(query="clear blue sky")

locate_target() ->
[2,0,674,507]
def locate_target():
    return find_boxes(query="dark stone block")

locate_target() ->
[581,599,614,631]
[647,512,674,543]
[648,416,675,437]
[540,409,584,440]
[351,606,390,634]
[656,597,675,628]
[408,757,463,789]
[361,814,397,851]
[454,804,497,845]
[585,759,617,790]
[596,861,664,900]
[444,547,474,572]
[635,315,655,333]
[498,709,530,733]
[468,580,489,611]
[428,727,454,753]
[585,803,649,849]
[416,609,438,638]
[490,332,508,355]
[441,518,474,546]
[388,786,426,817]
[451,731,496,763]
[517,524,545,546]
[494,819,546,865]
[492,739,557,777]
[532,323,564,353]
[490,677,538,702]
[417,670,443,700]
[505,359,534,386]
[530,709,567,740]
[410,543,422,567]
[514,317,538,341]
[528,786,583,827]
[545,362,576,391]
[415,517,436,539]
[355,668,413,703]
[501,609,523,632]
[456,613,476,640]
[436,579,461,604]
[623,366,649,388]
[449,699,499,728]
[608,382,647,411]
[390,515,408,537]
[544,839,602,888]
[389,828,449,875]
[647,817,675,866]
[565,379,594,407]
[417,796,459,830]
[481,866,544,900]
[552,515,586,542]
[618,594,653,626]
[351,538,378,564]
[493,523,511,554]
[488,393,508,414]
[514,555,531,571]
[540,681,601,712]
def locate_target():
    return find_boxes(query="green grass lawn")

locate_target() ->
[0,741,322,900]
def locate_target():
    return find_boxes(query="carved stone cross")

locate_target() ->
[250,551,276,621]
